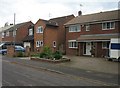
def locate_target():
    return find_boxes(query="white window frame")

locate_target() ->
[102,42,109,49]
[6,31,9,36]
[36,41,43,47]
[29,28,33,36]
[102,21,115,30]
[69,24,80,32]
[37,26,43,33]
[53,41,56,47]
[68,40,78,48]
[2,32,4,38]
[86,24,90,31]
[13,30,16,37]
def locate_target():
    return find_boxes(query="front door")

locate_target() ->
[83,42,91,55]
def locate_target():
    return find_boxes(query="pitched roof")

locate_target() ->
[36,15,74,27]
[7,21,32,32]
[50,14,74,25]
[65,10,119,25]
[23,35,34,41]
[0,25,13,33]
[35,19,58,27]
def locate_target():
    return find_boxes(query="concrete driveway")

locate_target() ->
[60,56,119,74]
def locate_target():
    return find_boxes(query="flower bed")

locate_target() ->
[30,46,70,63]
[30,57,70,63]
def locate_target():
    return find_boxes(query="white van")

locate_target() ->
[108,38,120,61]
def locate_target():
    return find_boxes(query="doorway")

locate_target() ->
[83,42,91,55]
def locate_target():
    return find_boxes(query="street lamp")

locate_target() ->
[14,13,16,46]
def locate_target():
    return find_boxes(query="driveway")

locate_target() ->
[59,56,119,74]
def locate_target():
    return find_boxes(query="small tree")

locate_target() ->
[40,46,52,59]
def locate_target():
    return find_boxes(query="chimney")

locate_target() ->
[78,11,82,16]
[10,23,13,25]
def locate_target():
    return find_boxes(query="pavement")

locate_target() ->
[59,55,119,74]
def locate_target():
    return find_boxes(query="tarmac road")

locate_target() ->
[1,56,119,86]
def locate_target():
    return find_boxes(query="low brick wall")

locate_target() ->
[31,57,70,63]
[25,46,30,56]
[7,46,15,57]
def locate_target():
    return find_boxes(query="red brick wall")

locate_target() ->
[16,22,33,43]
[34,19,46,52]
[44,26,58,52]
[66,27,80,55]
[34,15,75,53]
[7,46,15,57]
[66,21,119,56]
[2,21,33,43]
[57,15,75,51]
[80,22,119,35]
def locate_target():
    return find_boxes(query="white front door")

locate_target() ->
[83,42,91,55]
[86,42,91,55]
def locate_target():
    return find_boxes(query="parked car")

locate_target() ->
[0,46,25,55]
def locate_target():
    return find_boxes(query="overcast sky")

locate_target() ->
[0,0,119,27]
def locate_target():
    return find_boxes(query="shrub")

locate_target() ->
[53,51,62,60]
[39,52,47,58]
[17,51,24,57]
[40,46,53,59]
[31,54,39,57]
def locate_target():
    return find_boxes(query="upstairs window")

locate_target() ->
[2,32,4,38]
[86,24,90,31]
[13,30,16,37]
[29,28,33,36]
[102,22,115,30]
[37,26,43,33]
[69,24,80,32]
[6,31,9,36]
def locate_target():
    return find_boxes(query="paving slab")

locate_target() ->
[59,55,119,74]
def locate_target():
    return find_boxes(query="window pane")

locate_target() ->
[69,25,80,32]
[86,25,90,31]
[102,23,106,29]
[107,22,110,29]
[29,29,33,35]
[111,22,115,29]
[77,24,80,32]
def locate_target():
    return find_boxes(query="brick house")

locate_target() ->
[0,25,14,43]
[1,21,34,50]
[34,15,75,53]
[65,10,120,57]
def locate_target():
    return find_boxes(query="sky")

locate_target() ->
[0,0,119,27]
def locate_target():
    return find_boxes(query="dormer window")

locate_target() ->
[37,26,43,33]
